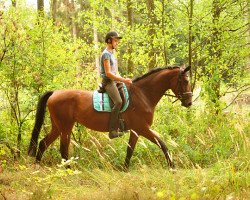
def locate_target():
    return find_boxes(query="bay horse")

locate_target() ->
[28,66,192,169]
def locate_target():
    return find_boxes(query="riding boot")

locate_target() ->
[108,108,124,139]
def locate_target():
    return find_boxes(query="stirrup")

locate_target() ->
[109,130,124,139]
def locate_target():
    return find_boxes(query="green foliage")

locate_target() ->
[0,7,98,152]
[0,0,249,165]
[0,2,249,199]
[152,97,249,168]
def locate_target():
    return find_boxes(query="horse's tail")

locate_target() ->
[28,91,54,157]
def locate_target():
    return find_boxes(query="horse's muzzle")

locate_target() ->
[181,92,192,107]
[182,101,192,107]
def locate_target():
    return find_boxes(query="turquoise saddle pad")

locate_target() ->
[93,84,129,112]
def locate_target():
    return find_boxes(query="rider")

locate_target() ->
[99,31,132,139]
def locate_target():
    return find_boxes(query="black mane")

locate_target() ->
[132,66,180,83]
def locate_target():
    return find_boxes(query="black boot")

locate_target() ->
[109,130,124,139]
[108,108,124,139]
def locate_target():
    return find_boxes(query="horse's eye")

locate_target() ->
[184,76,189,82]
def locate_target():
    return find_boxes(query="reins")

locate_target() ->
[164,67,192,104]
[164,93,179,103]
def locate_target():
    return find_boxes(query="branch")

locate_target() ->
[0,140,20,160]
[193,89,201,102]
[226,23,249,32]
[4,89,20,125]
[0,27,8,63]
[20,109,36,127]
[71,130,78,143]
[223,84,250,95]
[0,49,6,63]
[223,86,250,110]
[0,191,7,200]
[174,0,189,16]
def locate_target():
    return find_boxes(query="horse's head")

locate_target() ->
[172,66,192,107]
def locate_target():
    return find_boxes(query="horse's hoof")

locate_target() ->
[65,164,71,169]
[169,167,177,173]
[122,166,129,172]
[32,163,41,170]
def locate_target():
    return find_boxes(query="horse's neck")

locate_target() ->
[134,69,178,107]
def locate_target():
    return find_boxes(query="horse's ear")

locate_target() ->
[184,66,191,73]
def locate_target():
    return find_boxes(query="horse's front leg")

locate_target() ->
[141,128,175,169]
[124,130,139,169]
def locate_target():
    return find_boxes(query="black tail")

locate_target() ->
[28,91,54,157]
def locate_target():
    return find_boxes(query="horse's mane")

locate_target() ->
[132,66,180,83]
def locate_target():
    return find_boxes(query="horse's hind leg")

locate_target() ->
[59,122,74,161]
[36,121,60,162]
[140,128,175,168]
[124,130,139,169]
[60,133,71,161]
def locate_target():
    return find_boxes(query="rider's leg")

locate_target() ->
[105,81,123,139]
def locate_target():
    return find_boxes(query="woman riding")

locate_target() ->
[99,31,132,139]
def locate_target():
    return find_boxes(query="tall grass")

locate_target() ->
[0,161,249,200]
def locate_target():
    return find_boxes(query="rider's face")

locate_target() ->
[111,38,120,49]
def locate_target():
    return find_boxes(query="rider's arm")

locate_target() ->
[103,59,132,84]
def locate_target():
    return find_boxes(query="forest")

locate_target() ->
[0,0,249,199]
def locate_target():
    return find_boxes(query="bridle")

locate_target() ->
[164,68,192,103]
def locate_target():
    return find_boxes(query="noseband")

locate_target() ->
[164,68,192,103]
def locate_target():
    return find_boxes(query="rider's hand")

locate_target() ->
[123,78,132,85]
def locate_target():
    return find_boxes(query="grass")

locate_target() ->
[0,158,249,200]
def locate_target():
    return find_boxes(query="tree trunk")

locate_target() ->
[94,26,99,70]
[8,79,21,157]
[188,0,194,91]
[63,0,71,30]
[62,0,77,38]
[37,0,44,17]
[161,0,168,66]
[245,0,250,68]
[51,0,57,23]
[71,0,77,39]
[127,0,134,73]
[210,0,222,113]
[79,0,91,40]
[146,0,157,69]
[12,0,16,7]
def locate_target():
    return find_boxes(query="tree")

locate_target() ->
[161,0,168,66]
[0,7,86,155]
[146,0,157,69]
[0,10,36,154]
[198,0,250,112]
[188,0,194,89]
[51,0,57,23]
[245,0,250,66]
[210,0,222,103]
[12,0,16,7]
[37,0,44,17]
[127,0,134,73]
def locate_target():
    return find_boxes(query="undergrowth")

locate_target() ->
[0,159,249,200]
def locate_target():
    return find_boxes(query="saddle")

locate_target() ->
[93,82,129,113]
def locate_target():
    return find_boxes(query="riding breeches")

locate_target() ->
[105,80,122,111]
[104,80,122,131]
